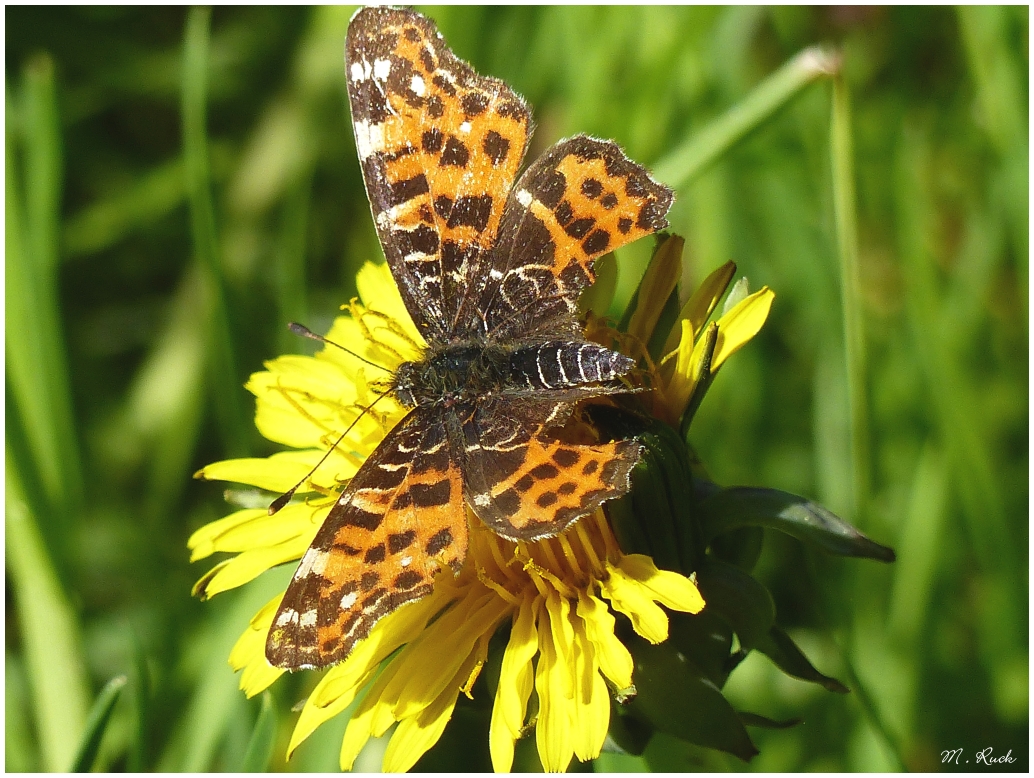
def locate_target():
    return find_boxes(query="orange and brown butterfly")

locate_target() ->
[265,6,674,671]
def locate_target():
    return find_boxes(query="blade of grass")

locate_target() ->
[64,157,186,256]
[70,675,128,773]
[829,76,869,520]
[182,5,248,457]
[652,45,839,189]
[5,449,91,772]
[5,653,38,772]
[6,59,85,535]
[128,632,152,771]
[241,692,278,772]
[157,567,291,772]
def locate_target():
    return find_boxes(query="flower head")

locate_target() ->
[191,251,776,770]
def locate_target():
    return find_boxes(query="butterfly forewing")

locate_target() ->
[345,6,532,340]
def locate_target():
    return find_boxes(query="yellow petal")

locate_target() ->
[194,536,312,598]
[381,646,485,772]
[389,590,509,721]
[659,260,737,358]
[570,626,609,762]
[194,451,319,493]
[535,596,575,773]
[617,554,705,614]
[228,593,286,697]
[189,502,327,560]
[489,594,540,772]
[600,565,670,644]
[287,592,448,759]
[339,659,405,771]
[356,262,414,329]
[662,319,698,423]
[712,287,774,371]
[576,590,633,689]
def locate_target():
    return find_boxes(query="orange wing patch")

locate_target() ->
[266,411,466,670]
[482,136,673,337]
[346,6,532,337]
[465,433,642,541]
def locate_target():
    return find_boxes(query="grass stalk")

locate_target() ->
[5,449,91,771]
[829,76,869,521]
[182,5,248,456]
[652,45,839,189]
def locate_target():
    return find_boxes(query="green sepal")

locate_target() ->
[596,410,702,575]
[621,625,759,762]
[694,558,776,651]
[579,251,617,317]
[70,675,127,772]
[645,286,680,363]
[753,626,849,694]
[697,486,896,562]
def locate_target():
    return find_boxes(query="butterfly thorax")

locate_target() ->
[392,341,511,408]
[391,339,637,409]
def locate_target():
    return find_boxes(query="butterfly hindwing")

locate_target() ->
[456,399,642,541]
[345,6,532,340]
[266,410,466,669]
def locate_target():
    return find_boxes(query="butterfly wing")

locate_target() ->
[466,135,674,340]
[345,6,532,341]
[266,408,466,669]
[454,398,641,541]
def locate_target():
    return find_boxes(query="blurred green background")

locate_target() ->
[5,5,1027,772]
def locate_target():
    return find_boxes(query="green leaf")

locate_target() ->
[694,558,775,651]
[755,627,849,694]
[624,627,758,762]
[697,486,896,562]
[738,712,802,730]
[240,692,277,772]
[605,706,654,757]
[70,676,128,773]
[666,609,734,687]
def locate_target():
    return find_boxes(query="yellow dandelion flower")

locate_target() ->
[190,260,717,772]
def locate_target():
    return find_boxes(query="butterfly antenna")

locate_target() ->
[288,322,392,374]
[268,389,393,515]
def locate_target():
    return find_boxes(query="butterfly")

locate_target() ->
[266,6,674,670]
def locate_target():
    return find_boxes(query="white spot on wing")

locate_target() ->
[297,547,328,578]
[373,58,392,81]
[276,609,297,627]
[353,119,385,160]
[516,189,533,207]
[411,74,426,96]
[473,492,491,507]
[340,591,358,609]
[299,609,317,628]
[350,60,372,83]
[400,556,413,567]
[459,121,472,134]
